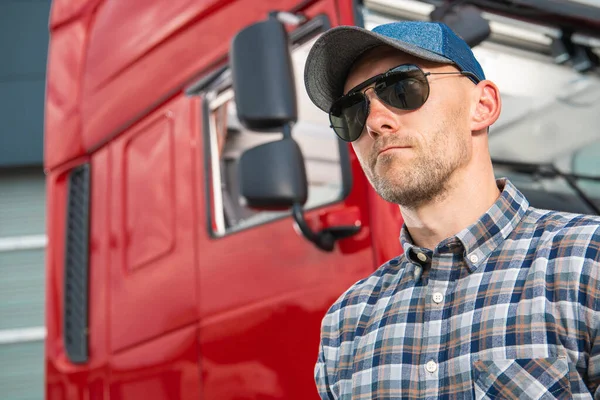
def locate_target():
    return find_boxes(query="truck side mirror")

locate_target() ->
[239,138,308,209]
[230,15,297,130]
[229,15,359,251]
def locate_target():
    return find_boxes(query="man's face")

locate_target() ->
[344,48,475,209]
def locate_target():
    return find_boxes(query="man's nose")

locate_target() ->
[364,89,400,139]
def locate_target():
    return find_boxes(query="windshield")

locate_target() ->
[484,43,600,214]
[362,0,600,214]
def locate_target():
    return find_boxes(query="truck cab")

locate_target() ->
[44,0,600,399]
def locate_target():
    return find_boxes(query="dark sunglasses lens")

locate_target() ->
[329,93,368,142]
[377,67,429,110]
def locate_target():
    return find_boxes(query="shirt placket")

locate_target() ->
[419,252,455,400]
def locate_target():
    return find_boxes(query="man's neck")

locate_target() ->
[400,169,501,250]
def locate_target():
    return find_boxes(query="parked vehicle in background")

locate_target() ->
[44,0,600,398]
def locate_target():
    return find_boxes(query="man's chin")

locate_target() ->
[373,177,445,206]
[371,172,409,190]
[373,157,414,176]
[372,179,409,201]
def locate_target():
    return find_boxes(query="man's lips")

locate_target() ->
[377,146,411,156]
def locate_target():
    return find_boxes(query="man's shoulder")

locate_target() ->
[523,206,600,237]
[521,206,600,260]
[324,256,407,321]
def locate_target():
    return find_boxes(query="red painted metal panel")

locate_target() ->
[85,148,112,398]
[45,163,71,400]
[109,325,201,400]
[44,19,89,170]
[84,0,222,92]
[80,0,304,155]
[335,0,360,25]
[107,95,198,352]
[368,189,405,266]
[124,116,176,271]
[198,287,342,399]
[49,0,101,29]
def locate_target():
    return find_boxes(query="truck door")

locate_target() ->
[191,18,377,400]
[98,95,202,399]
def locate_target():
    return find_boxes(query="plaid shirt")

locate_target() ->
[316,179,600,399]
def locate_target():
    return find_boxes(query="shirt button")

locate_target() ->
[432,292,444,304]
[417,252,427,262]
[425,360,437,373]
[469,254,479,263]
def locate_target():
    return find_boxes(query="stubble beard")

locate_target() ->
[361,125,469,209]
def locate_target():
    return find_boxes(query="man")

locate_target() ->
[303,20,600,399]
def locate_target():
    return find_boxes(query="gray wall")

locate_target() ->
[0,0,51,168]
[0,2,51,399]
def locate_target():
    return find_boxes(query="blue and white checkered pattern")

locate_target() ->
[315,179,600,399]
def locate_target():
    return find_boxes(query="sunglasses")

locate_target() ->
[329,64,479,142]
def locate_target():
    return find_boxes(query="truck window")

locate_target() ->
[205,36,346,235]
[573,139,600,208]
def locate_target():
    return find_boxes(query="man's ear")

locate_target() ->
[470,80,501,132]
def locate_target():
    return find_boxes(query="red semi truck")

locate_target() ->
[44,0,600,399]
[44,1,402,398]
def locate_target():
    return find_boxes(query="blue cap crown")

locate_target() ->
[304,20,487,112]
[372,21,485,83]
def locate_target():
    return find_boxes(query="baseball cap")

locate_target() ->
[304,21,486,112]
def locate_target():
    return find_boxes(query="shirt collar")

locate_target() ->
[400,178,529,272]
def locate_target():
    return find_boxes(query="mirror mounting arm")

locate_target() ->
[282,123,292,139]
[292,203,362,252]
[292,204,335,251]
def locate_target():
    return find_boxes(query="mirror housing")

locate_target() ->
[230,16,297,131]
[239,138,308,209]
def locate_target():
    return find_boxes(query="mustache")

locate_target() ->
[369,137,418,165]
